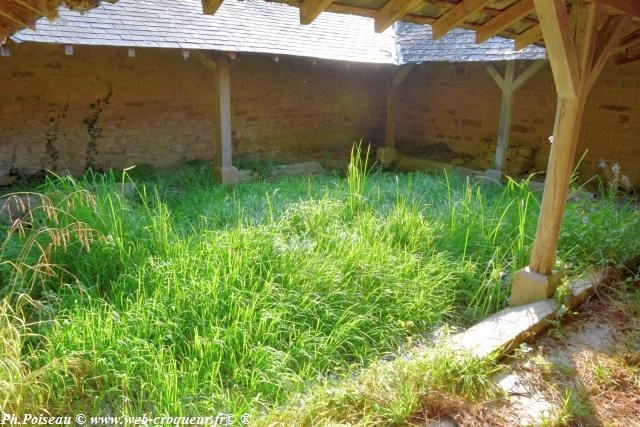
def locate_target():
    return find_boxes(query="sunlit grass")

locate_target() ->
[0,154,638,418]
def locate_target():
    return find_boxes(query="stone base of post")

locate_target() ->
[377,147,398,166]
[484,168,503,181]
[213,166,239,184]
[510,267,561,306]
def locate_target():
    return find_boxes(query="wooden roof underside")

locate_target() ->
[204,0,640,64]
[0,0,117,42]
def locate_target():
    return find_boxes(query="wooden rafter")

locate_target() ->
[617,29,640,51]
[300,0,333,25]
[200,0,640,55]
[515,24,542,50]
[476,0,535,43]
[533,0,579,98]
[614,50,640,64]
[374,0,423,33]
[602,0,640,19]
[432,0,494,39]
[202,0,224,15]
[572,0,600,79]
[588,14,632,90]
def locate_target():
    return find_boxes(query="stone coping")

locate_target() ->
[451,269,612,359]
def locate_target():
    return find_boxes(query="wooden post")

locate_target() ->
[495,62,514,171]
[510,0,629,305]
[485,60,545,180]
[377,64,414,165]
[212,54,238,184]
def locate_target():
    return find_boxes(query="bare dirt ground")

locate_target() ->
[413,271,640,427]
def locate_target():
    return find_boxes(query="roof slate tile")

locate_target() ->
[12,0,396,64]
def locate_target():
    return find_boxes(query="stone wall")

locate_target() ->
[395,60,640,186]
[0,42,387,182]
[2,41,639,187]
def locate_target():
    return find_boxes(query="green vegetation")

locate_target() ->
[1,151,639,420]
[262,340,501,426]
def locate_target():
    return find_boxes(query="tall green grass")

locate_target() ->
[0,154,639,418]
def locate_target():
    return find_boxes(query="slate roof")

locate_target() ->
[10,0,547,65]
[395,22,547,63]
[11,0,396,64]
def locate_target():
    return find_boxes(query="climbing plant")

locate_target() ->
[43,102,69,173]
[83,87,112,171]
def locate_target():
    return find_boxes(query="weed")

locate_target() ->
[43,103,69,173]
[83,88,112,171]
[261,342,502,426]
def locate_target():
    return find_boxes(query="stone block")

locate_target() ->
[484,168,503,181]
[237,169,257,183]
[376,147,397,165]
[510,267,561,307]
[213,166,239,185]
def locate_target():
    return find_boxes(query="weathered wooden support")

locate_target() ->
[212,54,238,184]
[485,60,545,179]
[511,0,628,306]
[377,65,415,165]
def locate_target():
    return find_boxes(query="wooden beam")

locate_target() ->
[514,25,542,50]
[300,0,333,24]
[374,0,423,33]
[614,51,640,65]
[489,60,546,174]
[524,1,602,277]
[486,63,505,91]
[476,0,535,43]
[572,0,601,80]
[512,59,546,91]
[493,61,515,171]
[392,64,415,86]
[213,54,236,183]
[528,97,586,274]
[432,0,494,39]
[193,51,217,72]
[202,0,224,15]
[384,65,415,150]
[617,29,640,52]
[602,0,640,19]
[588,14,632,91]
[533,0,579,98]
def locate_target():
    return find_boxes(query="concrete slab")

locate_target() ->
[452,299,558,358]
[451,271,606,359]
